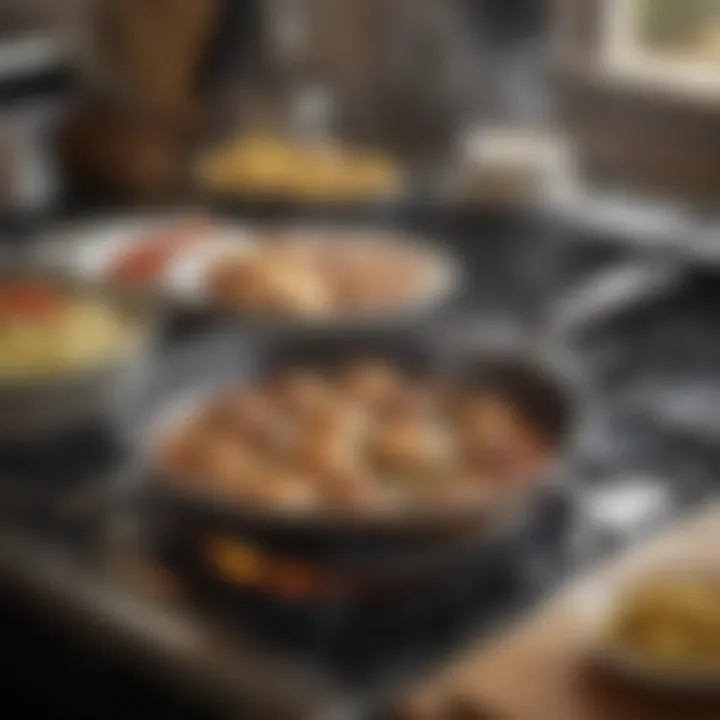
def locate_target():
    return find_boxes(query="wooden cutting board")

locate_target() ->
[392,505,720,720]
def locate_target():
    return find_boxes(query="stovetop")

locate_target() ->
[0,216,718,718]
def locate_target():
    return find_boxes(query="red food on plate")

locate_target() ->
[109,245,175,285]
[107,220,207,285]
[0,281,66,323]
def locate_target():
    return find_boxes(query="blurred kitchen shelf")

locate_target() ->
[0,36,66,81]
[0,36,71,105]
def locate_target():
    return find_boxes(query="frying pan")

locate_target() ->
[128,328,574,580]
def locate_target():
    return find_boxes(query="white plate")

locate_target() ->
[165,235,255,305]
[37,220,460,325]
[165,225,460,323]
[37,215,255,293]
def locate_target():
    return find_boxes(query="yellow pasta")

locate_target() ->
[608,575,720,670]
[199,136,400,202]
[0,296,135,380]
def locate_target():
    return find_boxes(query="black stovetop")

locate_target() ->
[0,215,718,718]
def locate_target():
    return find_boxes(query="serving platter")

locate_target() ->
[34,214,462,329]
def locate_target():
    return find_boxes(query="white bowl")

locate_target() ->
[0,341,151,440]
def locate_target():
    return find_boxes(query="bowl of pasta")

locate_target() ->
[0,275,155,439]
[585,560,720,694]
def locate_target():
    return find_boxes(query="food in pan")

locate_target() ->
[158,360,557,517]
[456,393,551,488]
[605,572,720,672]
[204,230,443,318]
[0,281,136,380]
[198,136,400,202]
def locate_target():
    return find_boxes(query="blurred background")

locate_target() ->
[1,1,720,718]
[1,0,554,210]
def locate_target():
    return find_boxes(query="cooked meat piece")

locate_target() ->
[250,470,320,512]
[423,473,497,513]
[290,425,361,479]
[339,360,406,407]
[208,254,332,317]
[202,438,260,497]
[270,370,334,419]
[159,424,210,480]
[457,394,547,486]
[321,467,397,514]
[370,418,455,476]
[377,379,446,421]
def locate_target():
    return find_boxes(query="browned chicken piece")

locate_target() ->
[202,389,296,455]
[207,255,332,317]
[326,242,429,310]
[290,423,362,479]
[377,379,447,421]
[249,470,320,512]
[205,255,261,310]
[159,422,211,480]
[339,360,407,408]
[258,267,332,317]
[270,370,335,419]
[321,466,397,515]
[457,394,547,487]
[369,418,455,477]
[423,474,497,514]
[302,397,369,442]
[204,389,275,432]
[202,437,261,498]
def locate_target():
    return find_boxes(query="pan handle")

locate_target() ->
[538,260,686,351]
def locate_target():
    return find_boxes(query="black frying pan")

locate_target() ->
[131,328,574,579]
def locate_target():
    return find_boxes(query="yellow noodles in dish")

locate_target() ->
[608,575,720,670]
[0,299,135,380]
[199,136,400,202]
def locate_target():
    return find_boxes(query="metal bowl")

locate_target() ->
[0,273,157,440]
